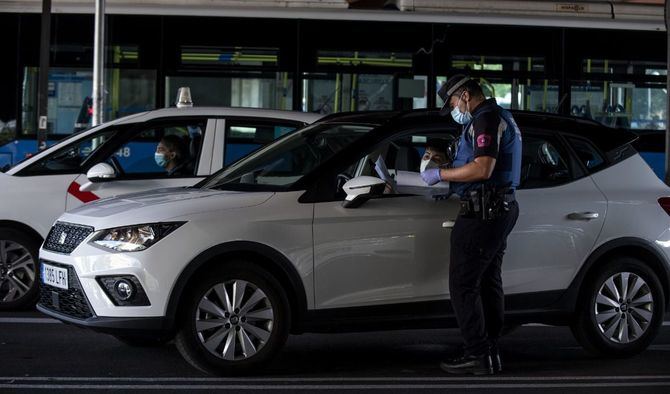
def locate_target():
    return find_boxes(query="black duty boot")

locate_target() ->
[440,353,494,375]
[490,344,502,373]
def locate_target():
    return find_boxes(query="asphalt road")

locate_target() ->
[0,311,669,393]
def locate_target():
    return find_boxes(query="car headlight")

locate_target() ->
[90,222,185,252]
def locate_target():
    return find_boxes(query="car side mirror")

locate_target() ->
[87,163,116,182]
[79,163,116,192]
[342,176,386,208]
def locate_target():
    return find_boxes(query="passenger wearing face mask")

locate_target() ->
[155,134,190,176]
[421,75,522,375]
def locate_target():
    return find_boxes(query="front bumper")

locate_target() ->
[37,259,175,335]
[37,221,198,319]
[37,303,173,335]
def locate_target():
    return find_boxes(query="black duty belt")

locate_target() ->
[502,193,516,203]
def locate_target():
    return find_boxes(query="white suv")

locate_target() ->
[0,107,321,309]
[38,110,670,375]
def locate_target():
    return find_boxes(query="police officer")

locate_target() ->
[421,75,522,375]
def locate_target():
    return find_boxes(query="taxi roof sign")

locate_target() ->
[176,87,193,108]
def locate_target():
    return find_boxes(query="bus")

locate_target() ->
[0,0,666,175]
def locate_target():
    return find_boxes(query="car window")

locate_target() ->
[19,130,116,176]
[356,132,455,196]
[104,120,206,178]
[202,123,373,191]
[566,136,606,173]
[224,120,300,166]
[519,134,572,189]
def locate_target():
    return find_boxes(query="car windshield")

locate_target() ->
[2,125,97,172]
[201,123,375,191]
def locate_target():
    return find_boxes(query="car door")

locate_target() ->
[65,118,214,210]
[7,128,118,235]
[312,130,460,309]
[504,130,607,296]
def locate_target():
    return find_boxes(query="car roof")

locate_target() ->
[319,109,638,152]
[117,107,324,125]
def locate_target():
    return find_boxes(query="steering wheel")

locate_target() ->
[108,155,125,176]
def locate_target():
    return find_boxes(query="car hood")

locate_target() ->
[58,187,274,230]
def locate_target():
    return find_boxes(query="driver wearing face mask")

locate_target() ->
[155,134,189,176]
[420,139,449,173]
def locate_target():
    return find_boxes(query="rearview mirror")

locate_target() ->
[342,176,386,208]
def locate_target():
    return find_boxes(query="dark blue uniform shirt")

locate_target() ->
[450,98,522,197]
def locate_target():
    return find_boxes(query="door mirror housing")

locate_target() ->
[86,163,117,183]
[79,163,117,192]
[342,176,386,208]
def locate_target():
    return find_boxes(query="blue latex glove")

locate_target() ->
[421,168,442,186]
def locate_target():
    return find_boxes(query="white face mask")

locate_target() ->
[420,158,439,173]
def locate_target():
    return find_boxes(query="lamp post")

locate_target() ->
[36,0,51,151]
[92,0,105,126]
[665,0,670,184]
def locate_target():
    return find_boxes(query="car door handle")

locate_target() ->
[567,212,600,221]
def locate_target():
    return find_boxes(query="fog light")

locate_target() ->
[97,275,150,306]
[115,280,134,301]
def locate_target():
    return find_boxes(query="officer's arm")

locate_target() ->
[439,156,496,182]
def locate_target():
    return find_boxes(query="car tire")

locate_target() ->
[571,257,665,357]
[0,228,41,310]
[174,261,290,375]
[112,334,171,347]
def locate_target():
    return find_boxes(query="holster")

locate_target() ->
[459,185,514,220]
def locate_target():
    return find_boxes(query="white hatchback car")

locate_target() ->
[38,110,669,375]
[0,107,321,309]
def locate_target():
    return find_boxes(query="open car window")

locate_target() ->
[334,131,456,198]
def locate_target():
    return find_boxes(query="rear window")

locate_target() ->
[566,136,607,173]
[562,123,638,174]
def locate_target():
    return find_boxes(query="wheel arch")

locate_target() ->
[561,237,670,313]
[0,220,44,245]
[164,241,309,334]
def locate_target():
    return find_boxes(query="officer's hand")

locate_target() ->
[421,168,442,186]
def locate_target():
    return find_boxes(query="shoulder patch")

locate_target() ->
[477,134,491,148]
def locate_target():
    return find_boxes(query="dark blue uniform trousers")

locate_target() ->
[449,201,519,357]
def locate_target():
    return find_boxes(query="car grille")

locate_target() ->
[43,222,94,254]
[38,261,94,320]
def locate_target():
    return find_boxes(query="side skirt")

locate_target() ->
[296,290,569,333]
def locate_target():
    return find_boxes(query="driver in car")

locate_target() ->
[155,135,190,176]
[421,139,450,172]
[373,139,451,194]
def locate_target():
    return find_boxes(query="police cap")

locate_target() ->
[437,74,471,116]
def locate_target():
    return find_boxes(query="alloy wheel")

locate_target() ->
[195,279,275,361]
[0,240,36,304]
[594,272,654,344]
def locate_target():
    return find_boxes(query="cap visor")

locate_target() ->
[439,101,451,116]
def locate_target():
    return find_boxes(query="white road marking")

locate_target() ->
[0,383,669,390]
[2,375,670,382]
[525,322,670,327]
[1,318,668,325]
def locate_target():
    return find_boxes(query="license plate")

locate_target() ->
[41,263,69,290]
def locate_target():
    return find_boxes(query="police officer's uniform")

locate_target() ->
[440,82,522,371]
